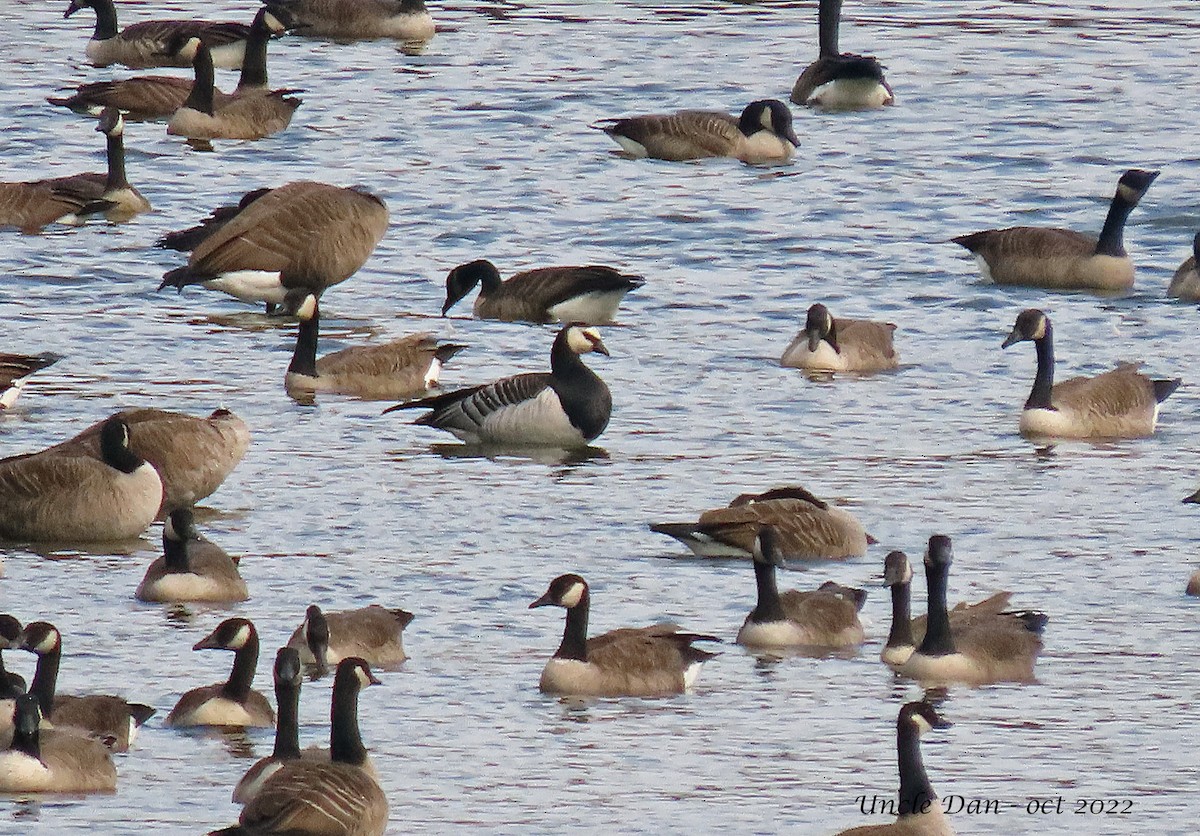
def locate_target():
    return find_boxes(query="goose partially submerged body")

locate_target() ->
[791,0,893,110]
[595,100,799,164]
[267,0,435,43]
[136,508,249,603]
[0,352,60,409]
[780,303,898,373]
[64,0,250,69]
[441,259,643,324]
[1167,232,1200,301]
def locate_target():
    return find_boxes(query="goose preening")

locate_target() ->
[1167,232,1200,301]
[780,303,898,373]
[284,293,464,401]
[441,259,644,324]
[0,352,61,409]
[231,648,304,804]
[834,702,953,836]
[0,694,117,794]
[166,618,276,728]
[0,615,26,701]
[135,508,249,603]
[594,100,799,164]
[952,169,1159,292]
[158,182,389,312]
[385,323,612,448]
[791,0,894,110]
[286,604,413,676]
[530,574,719,697]
[266,0,435,42]
[64,0,251,69]
[0,417,162,542]
[650,486,871,561]
[1001,309,1180,439]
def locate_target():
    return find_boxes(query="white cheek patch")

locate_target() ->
[911,713,933,734]
[35,632,60,654]
[229,624,251,649]
[559,582,586,608]
[355,666,373,687]
[164,515,180,541]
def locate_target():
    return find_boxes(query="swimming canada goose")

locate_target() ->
[268,0,435,42]
[64,0,251,69]
[166,618,276,728]
[1167,231,1200,301]
[650,485,871,561]
[0,352,60,409]
[0,417,162,542]
[833,701,953,836]
[231,648,303,804]
[16,621,156,752]
[0,694,117,794]
[284,293,464,401]
[0,615,27,701]
[1001,309,1180,439]
[736,526,866,650]
[894,536,1043,686]
[595,99,800,164]
[791,0,894,110]
[441,259,644,324]
[86,107,152,222]
[135,508,248,603]
[385,323,612,448]
[286,604,413,676]
[780,303,898,373]
[159,182,389,312]
[952,169,1159,292]
[530,574,719,697]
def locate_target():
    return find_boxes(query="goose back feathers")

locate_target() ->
[65,0,251,69]
[791,0,893,110]
[268,0,435,42]
[166,618,275,728]
[596,100,799,163]
[780,303,898,372]
[136,508,249,603]
[0,352,60,409]
[442,259,644,324]
[1167,231,1200,301]
[0,694,117,794]
[287,604,413,675]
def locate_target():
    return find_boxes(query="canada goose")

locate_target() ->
[834,701,953,836]
[0,352,60,409]
[159,182,389,312]
[157,188,272,253]
[791,0,893,110]
[64,0,251,69]
[0,615,27,700]
[135,508,248,603]
[529,574,719,697]
[894,536,1043,686]
[595,100,799,164]
[650,485,871,561]
[15,621,156,752]
[166,618,275,728]
[952,169,1159,291]
[737,526,866,650]
[0,694,117,794]
[286,604,413,676]
[86,107,152,222]
[1167,232,1200,301]
[780,303,898,373]
[385,323,612,448]
[284,293,464,401]
[0,417,162,542]
[268,0,435,42]
[1188,569,1200,597]
[1001,309,1180,439]
[441,259,644,324]
[231,648,303,804]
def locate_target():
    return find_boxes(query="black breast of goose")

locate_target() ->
[441,259,644,324]
[166,618,276,728]
[136,508,248,603]
[0,352,60,410]
[0,614,27,702]
[286,604,414,677]
[0,694,118,794]
[530,574,719,697]
[952,169,1159,292]
[1001,308,1180,439]
[232,648,304,804]
[791,0,893,110]
[385,323,612,448]
[780,303,898,373]
[270,0,435,42]
[65,0,251,69]
[1167,231,1200,301]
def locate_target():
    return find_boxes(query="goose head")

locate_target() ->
[194,617,256,651]
[1115,169,1159,205]
[883,550,912,587]
[925,534,953,570]
[1001,308,1049,349]
[96,106,124,139]
[564,324,609,356]
[530,574,589,610]
[803,303,837,352]
[899,700,951,735]
[164,507,200,545]
[283,291,319,320]
[274,647,302,690]
[750,524,785,567]
[256,4,297,36]
[442,260,499,315]
[738,100,800,148]
[0,615,22,650]
[334,657,382,691]
[17,621,62,656]
[63,0,96,19]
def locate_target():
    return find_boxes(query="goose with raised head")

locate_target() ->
[166,618,275,728]
[385,323,612,448]
[231,648,304,804]
[650,486,871,561]
[0,694,117,794]
[1167,232,1200,301]
[441,259,644,324]
[87,107,151,222]
[953,169,1159,292]
[0,352,60,409]
[781,303,898,373]
[529,574,719,697]
[0,417,162,542]
[267,0,434,42]
[595,99,799,164]
[286,604,413,676]
[791,0,893,109]
[136,508,248,603]
[1001,309,1180,439]
[64,0,251,69]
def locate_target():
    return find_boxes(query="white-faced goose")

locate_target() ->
[791,0,893,109]
[232,648,304,804]
[530,574,719,697]
[0,417,162,542]
[0,352,60,409]
[269,0,435,42]
[385,323,612,448]
[286,604,413,677]
[1167,231,1200,301]
[64,0,251,69]
[135,508,248,603]
[284,293,464,401]
[441,259,644,324]
[0,615,27,702]
[595,99,800,164]
[166,618,276,728]
[158,182,389,313]
[953,169,1159,292]
[15,621,155,752]
[780,303,898,373]
[0,694,117,794]
[1002,309,1180,439]
[650,485,871,561]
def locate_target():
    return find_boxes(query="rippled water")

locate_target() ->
[2,0,1200,833]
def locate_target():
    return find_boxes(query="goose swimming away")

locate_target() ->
[791,0,894,110]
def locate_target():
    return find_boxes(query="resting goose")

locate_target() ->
[595,99,799,164]
[1001,309,1180,439]
[64,0,251,69]
[136,508,248,603]
[953,169,1159,292]
[0,352,60,409]
[780,303,898,373]
[791,0,894,110]
[231,648,304,804]
[286,604,413,676]
[385,323,612,448]
[268,0,435,42]
[0,694,117,794]
[1167,232,1200,301]
[166,618,275,728]
[530,574,719,697]
[441,259,644,324]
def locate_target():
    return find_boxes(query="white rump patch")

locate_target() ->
[203,271,286,305]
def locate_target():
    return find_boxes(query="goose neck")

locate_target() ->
[104,130,130,191]
[329,680,367,766]
[897,721,937,816]
[28,646,61,717]
[183,46,216,116]
[237,20,272,91]
[89,0,119,41]
[0,652,20,700]
[222,633,260,703]
[884,580,915,650]
[817,0,843,57]
[100,425,145,474]
[749,558,786,623]
[288,309,320,378]
[163,533,191,573]
[1026,324,1055,410]
[273,680,302,759]
[8,712,40,760]
[916,560,955,657]
[554,593,590,662]
[1095,189,1137,257]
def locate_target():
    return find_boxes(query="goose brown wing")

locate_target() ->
[696,497,851,556]
[238,760,388,836]
[586,625,717,672]
[50,76,198,119]
[317,334,440,379]
[0,353,59,386]
[396,372,552,429]
[121,20,252,48]
[835,319,898,360]
[607,111,741,159]
[505,266,644,308]
[778,590,861,633]
[952,226,1096,258]
[157,187,272,252]
[1050,364,1157,417]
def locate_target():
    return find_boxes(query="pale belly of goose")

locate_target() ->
[808,78,892,110]
[200,271,287,305]
[546,291,629,324]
